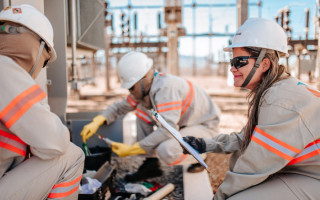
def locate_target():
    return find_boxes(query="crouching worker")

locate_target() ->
[81,51,221,182]
[0,4,84,199]
[182,18,320,200]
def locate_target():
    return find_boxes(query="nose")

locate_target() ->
[230,65,238,72]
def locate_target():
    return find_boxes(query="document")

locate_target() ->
[152,111,208,169]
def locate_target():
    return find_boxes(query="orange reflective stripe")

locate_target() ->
[0,84,46,128]
[254,127,301,154]
[6,91,46,128]
[252,135,294,160]
[135,108,152,124]
[157,101,182,108]
[306,87,320,97]
[157,101,182,113]
[181,81,194,116]
[52,175,82,189]
[0,130,26,156]
[48,175,81,199]
[126,95,137,108]
[168,154,188,166]
[0,141,26,156]
[0,130,26,145]
[287,140,320,165]
[47,186,78,199]
[0,84,39,119]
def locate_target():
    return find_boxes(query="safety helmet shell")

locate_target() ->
[0,4,57,62]
[224,18,289,57]
[117,51,153,89]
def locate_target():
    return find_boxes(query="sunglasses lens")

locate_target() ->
[230,56,249,69]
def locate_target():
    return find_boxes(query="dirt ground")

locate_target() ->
[68,70,249,194]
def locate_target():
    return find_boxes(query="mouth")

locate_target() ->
[233,75,242,79]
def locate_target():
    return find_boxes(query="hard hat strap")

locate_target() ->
[241,48,267,88]
[140,79,146,97]
[29,41,45,76]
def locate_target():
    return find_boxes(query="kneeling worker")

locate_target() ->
[81,51,220,182]
[0,4,84,199]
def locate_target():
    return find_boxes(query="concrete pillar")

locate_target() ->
[237,0,248,27]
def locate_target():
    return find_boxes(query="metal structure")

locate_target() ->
[276,4,319,83]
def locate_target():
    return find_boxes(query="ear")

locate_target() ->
[261,58,271,72]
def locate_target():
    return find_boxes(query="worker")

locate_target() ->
[0,4,84,199]
[81,51,221,182]
[182,18,320,200]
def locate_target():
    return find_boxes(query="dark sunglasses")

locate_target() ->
[230,56,257,69]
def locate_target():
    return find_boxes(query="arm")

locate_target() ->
[102,94,137,124]
[0,60,69,160]
[214,104,308,200]
[204,130,244,154]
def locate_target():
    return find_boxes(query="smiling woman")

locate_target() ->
[182,18,320,200]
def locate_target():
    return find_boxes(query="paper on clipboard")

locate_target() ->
[152,111,208,169]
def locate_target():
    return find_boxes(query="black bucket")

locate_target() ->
[84,146,112,171]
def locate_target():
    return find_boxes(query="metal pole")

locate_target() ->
[192,1,196,76]
[317,0,320,89]
[70,0,77,91]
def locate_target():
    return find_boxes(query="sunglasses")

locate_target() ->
[230,56,258,69]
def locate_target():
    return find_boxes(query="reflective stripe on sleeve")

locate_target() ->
[0,84,46,128]
[252,126,301,161]
[135,108,152,124]
[287,139,320,165]
[0,130,27,156]
[168,153,188,166]
[126,95,138,108]
[47,175,82,199]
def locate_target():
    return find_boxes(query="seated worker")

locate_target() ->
[81,51,221,182]
[182,18,320,200]
[0,4,84,199]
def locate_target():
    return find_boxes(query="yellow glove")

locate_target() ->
[81,115,106,142]
[111,142,146,157]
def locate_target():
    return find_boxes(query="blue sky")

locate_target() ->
[107,0,317,60]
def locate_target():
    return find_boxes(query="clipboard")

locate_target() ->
[152,111,208,169]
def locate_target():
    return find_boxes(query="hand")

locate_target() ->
[80,115,106,142]
[111,142,146,157]
[182,136,206,154]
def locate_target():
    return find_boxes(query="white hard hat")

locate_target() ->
[118,51,153,89]
[224,18,289,57]
[0,4,57,62]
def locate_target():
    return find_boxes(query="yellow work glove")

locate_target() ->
[111,142,146,157]
[81,115,106,142]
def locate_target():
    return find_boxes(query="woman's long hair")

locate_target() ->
[241,47,291,152]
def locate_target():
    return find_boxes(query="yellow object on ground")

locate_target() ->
[80,115,106,142]
[111,142,146,157]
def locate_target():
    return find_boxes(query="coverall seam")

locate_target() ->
[278,175,301,200]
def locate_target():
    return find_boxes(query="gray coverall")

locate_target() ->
[204,77,320,200]
[103,72,221,165]
[0,55,84,200]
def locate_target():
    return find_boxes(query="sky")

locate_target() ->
[107,0,318,61]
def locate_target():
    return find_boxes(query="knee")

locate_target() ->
[156,139,183,164]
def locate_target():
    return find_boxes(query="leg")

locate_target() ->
[156,125,214,165]
[226,174,319,200]
[0,142,84,200]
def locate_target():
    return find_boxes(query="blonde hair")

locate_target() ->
[241,47,291,152]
